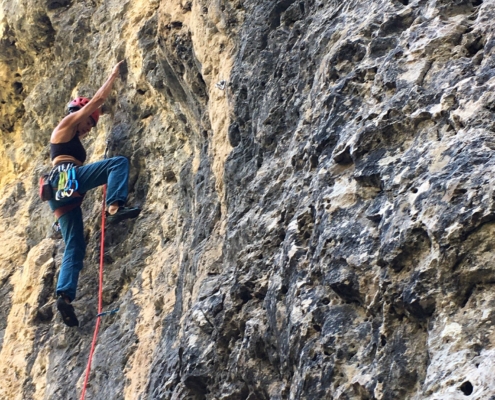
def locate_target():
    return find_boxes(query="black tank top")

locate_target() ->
[50,135,86,164]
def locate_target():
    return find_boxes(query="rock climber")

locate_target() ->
[48,60,141,327]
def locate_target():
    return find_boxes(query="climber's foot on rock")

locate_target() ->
[107,206,141,224]
[56,295,79,327]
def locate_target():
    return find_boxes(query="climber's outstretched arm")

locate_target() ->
[51,61,124,142]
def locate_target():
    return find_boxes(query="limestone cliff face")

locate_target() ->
[1,0,495,399]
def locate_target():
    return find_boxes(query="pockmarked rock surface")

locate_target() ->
[1,0,495,399]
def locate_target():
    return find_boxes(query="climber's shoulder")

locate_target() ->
[51,114,78,144]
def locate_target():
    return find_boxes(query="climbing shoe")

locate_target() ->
[56,296,79,327]
[106,206,141,224]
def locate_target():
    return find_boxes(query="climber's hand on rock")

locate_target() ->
[112,60,125,78]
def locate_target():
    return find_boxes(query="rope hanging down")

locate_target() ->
[80,184,107,400]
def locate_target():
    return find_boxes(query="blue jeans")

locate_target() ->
[48,156,130,301]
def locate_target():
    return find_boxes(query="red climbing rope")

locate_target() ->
[80,184,107,400]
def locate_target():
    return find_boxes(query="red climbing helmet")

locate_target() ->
[67,97,100,125]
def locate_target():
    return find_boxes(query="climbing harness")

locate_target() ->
[39,163,68,202]
[40,162,79,202]
[45,163,84,232]
[41,163,83,234]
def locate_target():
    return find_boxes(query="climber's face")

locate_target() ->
[77,117,96,138]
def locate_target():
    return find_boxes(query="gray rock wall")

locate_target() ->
[1,0,495,399]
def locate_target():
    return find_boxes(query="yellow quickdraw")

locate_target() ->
[57,171,68,191]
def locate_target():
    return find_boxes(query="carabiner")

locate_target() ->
[52,221,61,232]
[67,168,78,191]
